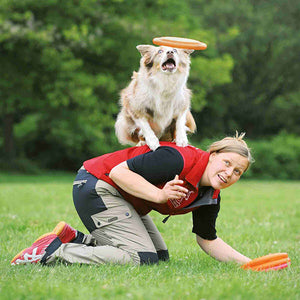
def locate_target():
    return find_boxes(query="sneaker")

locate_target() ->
[11,233,61,265]
[52,221,77,243]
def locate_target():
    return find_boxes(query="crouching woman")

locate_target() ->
[11,132,253,266]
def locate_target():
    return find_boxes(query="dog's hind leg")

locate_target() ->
[115,113,137,145]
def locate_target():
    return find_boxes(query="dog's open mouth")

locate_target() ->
[161,58,176,72]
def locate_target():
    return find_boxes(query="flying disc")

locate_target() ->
[153,37,207,50]
[241,253,291,272]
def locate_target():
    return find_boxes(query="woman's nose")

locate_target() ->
[225,167,234,177]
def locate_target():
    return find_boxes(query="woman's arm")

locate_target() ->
[196,235,251,265]
[109,161,188,204]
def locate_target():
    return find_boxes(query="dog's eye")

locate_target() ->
[158,50,163,54]
[173,48,177,53]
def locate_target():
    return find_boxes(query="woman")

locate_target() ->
[11,132,253,266]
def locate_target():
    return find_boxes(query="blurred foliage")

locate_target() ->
[0,0,299,178]
[192,0,300,138]
[249,133,300,179]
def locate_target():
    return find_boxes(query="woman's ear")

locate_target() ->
[209,152,217,162]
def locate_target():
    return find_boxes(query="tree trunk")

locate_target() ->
[3,113,15,160]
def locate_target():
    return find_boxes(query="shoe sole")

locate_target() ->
[52,221,67,236]
[10,232,55,265]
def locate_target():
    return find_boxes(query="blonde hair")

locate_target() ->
[208,132,254,171]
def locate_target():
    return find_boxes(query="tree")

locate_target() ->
[0,0,234,170]
[188,0,300,138]
[0,0,120,167]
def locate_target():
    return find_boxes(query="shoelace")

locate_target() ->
[13,247,44,264]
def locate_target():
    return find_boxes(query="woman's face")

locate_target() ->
[202,152,249,190]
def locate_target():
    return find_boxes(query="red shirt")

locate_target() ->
[84,142,220,216]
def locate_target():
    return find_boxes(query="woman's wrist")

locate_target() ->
[155,189,165,204]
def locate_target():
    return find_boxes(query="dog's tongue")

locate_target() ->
[166,62,175,69]
[162,61,176,71]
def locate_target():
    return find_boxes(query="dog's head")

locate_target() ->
[136,45,193,75]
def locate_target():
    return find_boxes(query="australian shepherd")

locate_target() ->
[115,45,196,151]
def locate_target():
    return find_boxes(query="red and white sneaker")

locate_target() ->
[52,221,77,243]
[11,233,61,265]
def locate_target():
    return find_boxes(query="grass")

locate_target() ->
[0,173,299,300]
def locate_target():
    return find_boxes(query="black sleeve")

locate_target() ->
[127,146,184,185]
[192,195,221,240]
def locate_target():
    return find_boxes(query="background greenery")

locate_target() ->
[0,174,299,299]
[0,0,299,178]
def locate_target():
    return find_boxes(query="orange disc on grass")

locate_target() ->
[253,257,291,271]
[241,253,291,271]
[153,36,207,50]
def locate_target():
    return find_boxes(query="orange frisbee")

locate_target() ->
[153,36,207,50]
[254,258,291,271]
[241,253,291,272]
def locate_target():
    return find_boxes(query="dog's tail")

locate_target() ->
[186,110,196,133]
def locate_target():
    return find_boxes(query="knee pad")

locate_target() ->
[157,249,169,261]
[138,251,159,265]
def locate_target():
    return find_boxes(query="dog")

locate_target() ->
[115,44,196,151]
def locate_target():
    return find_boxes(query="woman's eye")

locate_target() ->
[173,48,177,53]
[234,169,241,176]
[158,50,163,54]
[224,160,230,166]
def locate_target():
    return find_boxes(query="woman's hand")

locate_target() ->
[156,175,189,204]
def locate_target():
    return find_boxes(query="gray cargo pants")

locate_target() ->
[52,167,169,265]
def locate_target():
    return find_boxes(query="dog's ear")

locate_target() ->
[183,49,194,55]
[136,45,156,56]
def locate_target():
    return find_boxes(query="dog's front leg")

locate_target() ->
[134,118,160,151]
[175,109,189,147]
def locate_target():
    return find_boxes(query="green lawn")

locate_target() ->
[0,173,299,300]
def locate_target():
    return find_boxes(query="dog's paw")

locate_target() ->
[146,137,160,151]
[175,136,188,147]
[136,141,147,147]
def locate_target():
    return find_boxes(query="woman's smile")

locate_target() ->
[217,174,227,184]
